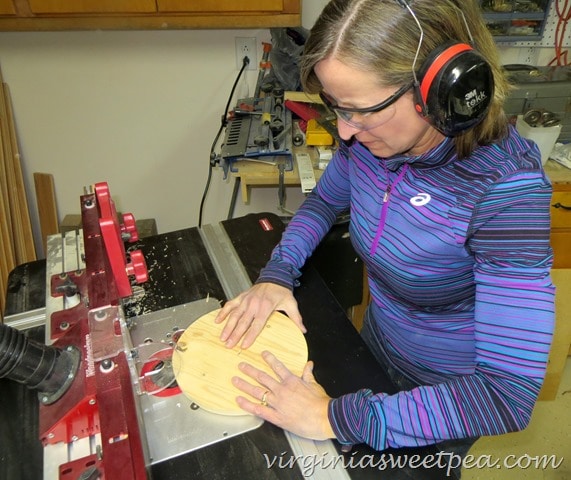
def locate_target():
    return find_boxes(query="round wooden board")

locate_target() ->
[172,308,308,416]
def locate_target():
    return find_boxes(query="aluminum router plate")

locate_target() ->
[130,299,263,465]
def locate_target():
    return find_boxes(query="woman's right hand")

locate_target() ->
[214,282,305,349]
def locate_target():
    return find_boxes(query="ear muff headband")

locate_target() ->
[419,43,472,103]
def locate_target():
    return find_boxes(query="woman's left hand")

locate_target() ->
[232,351,336,441]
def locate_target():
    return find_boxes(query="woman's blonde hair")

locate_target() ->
[300,0,511,158]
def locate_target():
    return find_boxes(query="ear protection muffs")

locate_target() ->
[413,40,494,136]
[394,0,495,136]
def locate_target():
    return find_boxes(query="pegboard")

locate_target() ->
[540,0,571,47]
[496,0,570,47]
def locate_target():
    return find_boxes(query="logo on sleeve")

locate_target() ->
[410,193,431,207]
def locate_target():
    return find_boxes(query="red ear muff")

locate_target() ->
[414,41,494,136]
[419,43,472,104]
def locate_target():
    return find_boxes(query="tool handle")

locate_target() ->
[284,100,321,121]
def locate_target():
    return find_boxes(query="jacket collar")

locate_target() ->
[381,136,456,171]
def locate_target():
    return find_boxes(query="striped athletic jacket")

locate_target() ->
[256,124,555,449]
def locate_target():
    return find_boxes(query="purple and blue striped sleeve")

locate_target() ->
[256,146,352,289]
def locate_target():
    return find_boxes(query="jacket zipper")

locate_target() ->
[369,164,408,255]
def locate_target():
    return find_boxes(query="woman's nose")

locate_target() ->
[336,118,361,141]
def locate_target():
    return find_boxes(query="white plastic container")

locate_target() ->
[516,115,562,165]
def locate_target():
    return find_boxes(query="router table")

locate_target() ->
[1,182,449,480]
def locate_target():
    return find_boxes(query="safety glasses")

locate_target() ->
[319,82,413,130]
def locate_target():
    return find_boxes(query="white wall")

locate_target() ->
[0,0,562,257]
[0,28,305,257]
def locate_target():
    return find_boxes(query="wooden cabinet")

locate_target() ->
[27,0,156,14]
[157,0,286,13]
[0,0,15,15]
[551,189,571,269]
[539,160,571,400]
[0,0,301,30]
[547,162,571,269]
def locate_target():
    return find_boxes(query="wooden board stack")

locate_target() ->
[0,65,36,320]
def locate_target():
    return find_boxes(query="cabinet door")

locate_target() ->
[0,0,15,15]
[1,0,300,30]
[157,0,287,13]
[551,191,571,229]
[551,230,571,268]
[28,0,156,14]
[550,191,571,269]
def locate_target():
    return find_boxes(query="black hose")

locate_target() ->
[0,323,79,404]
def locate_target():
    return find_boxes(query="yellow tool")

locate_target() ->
[261,112,272,125]
[305,118,334,146]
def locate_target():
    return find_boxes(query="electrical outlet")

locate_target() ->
[235,37,257,71]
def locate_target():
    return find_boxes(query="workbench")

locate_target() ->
[226,146,324,219]
[230,146,325,204]
[1,212,448,480]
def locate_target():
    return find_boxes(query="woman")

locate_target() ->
[215,0,555,473]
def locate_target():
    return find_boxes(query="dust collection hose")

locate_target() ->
[0,323,80,404]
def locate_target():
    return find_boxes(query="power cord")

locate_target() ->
[548,0,571,66]
[198,55,250,228]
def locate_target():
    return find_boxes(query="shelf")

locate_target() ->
[480,0,553,42]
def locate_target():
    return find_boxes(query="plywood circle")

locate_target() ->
[172,308,308,416]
